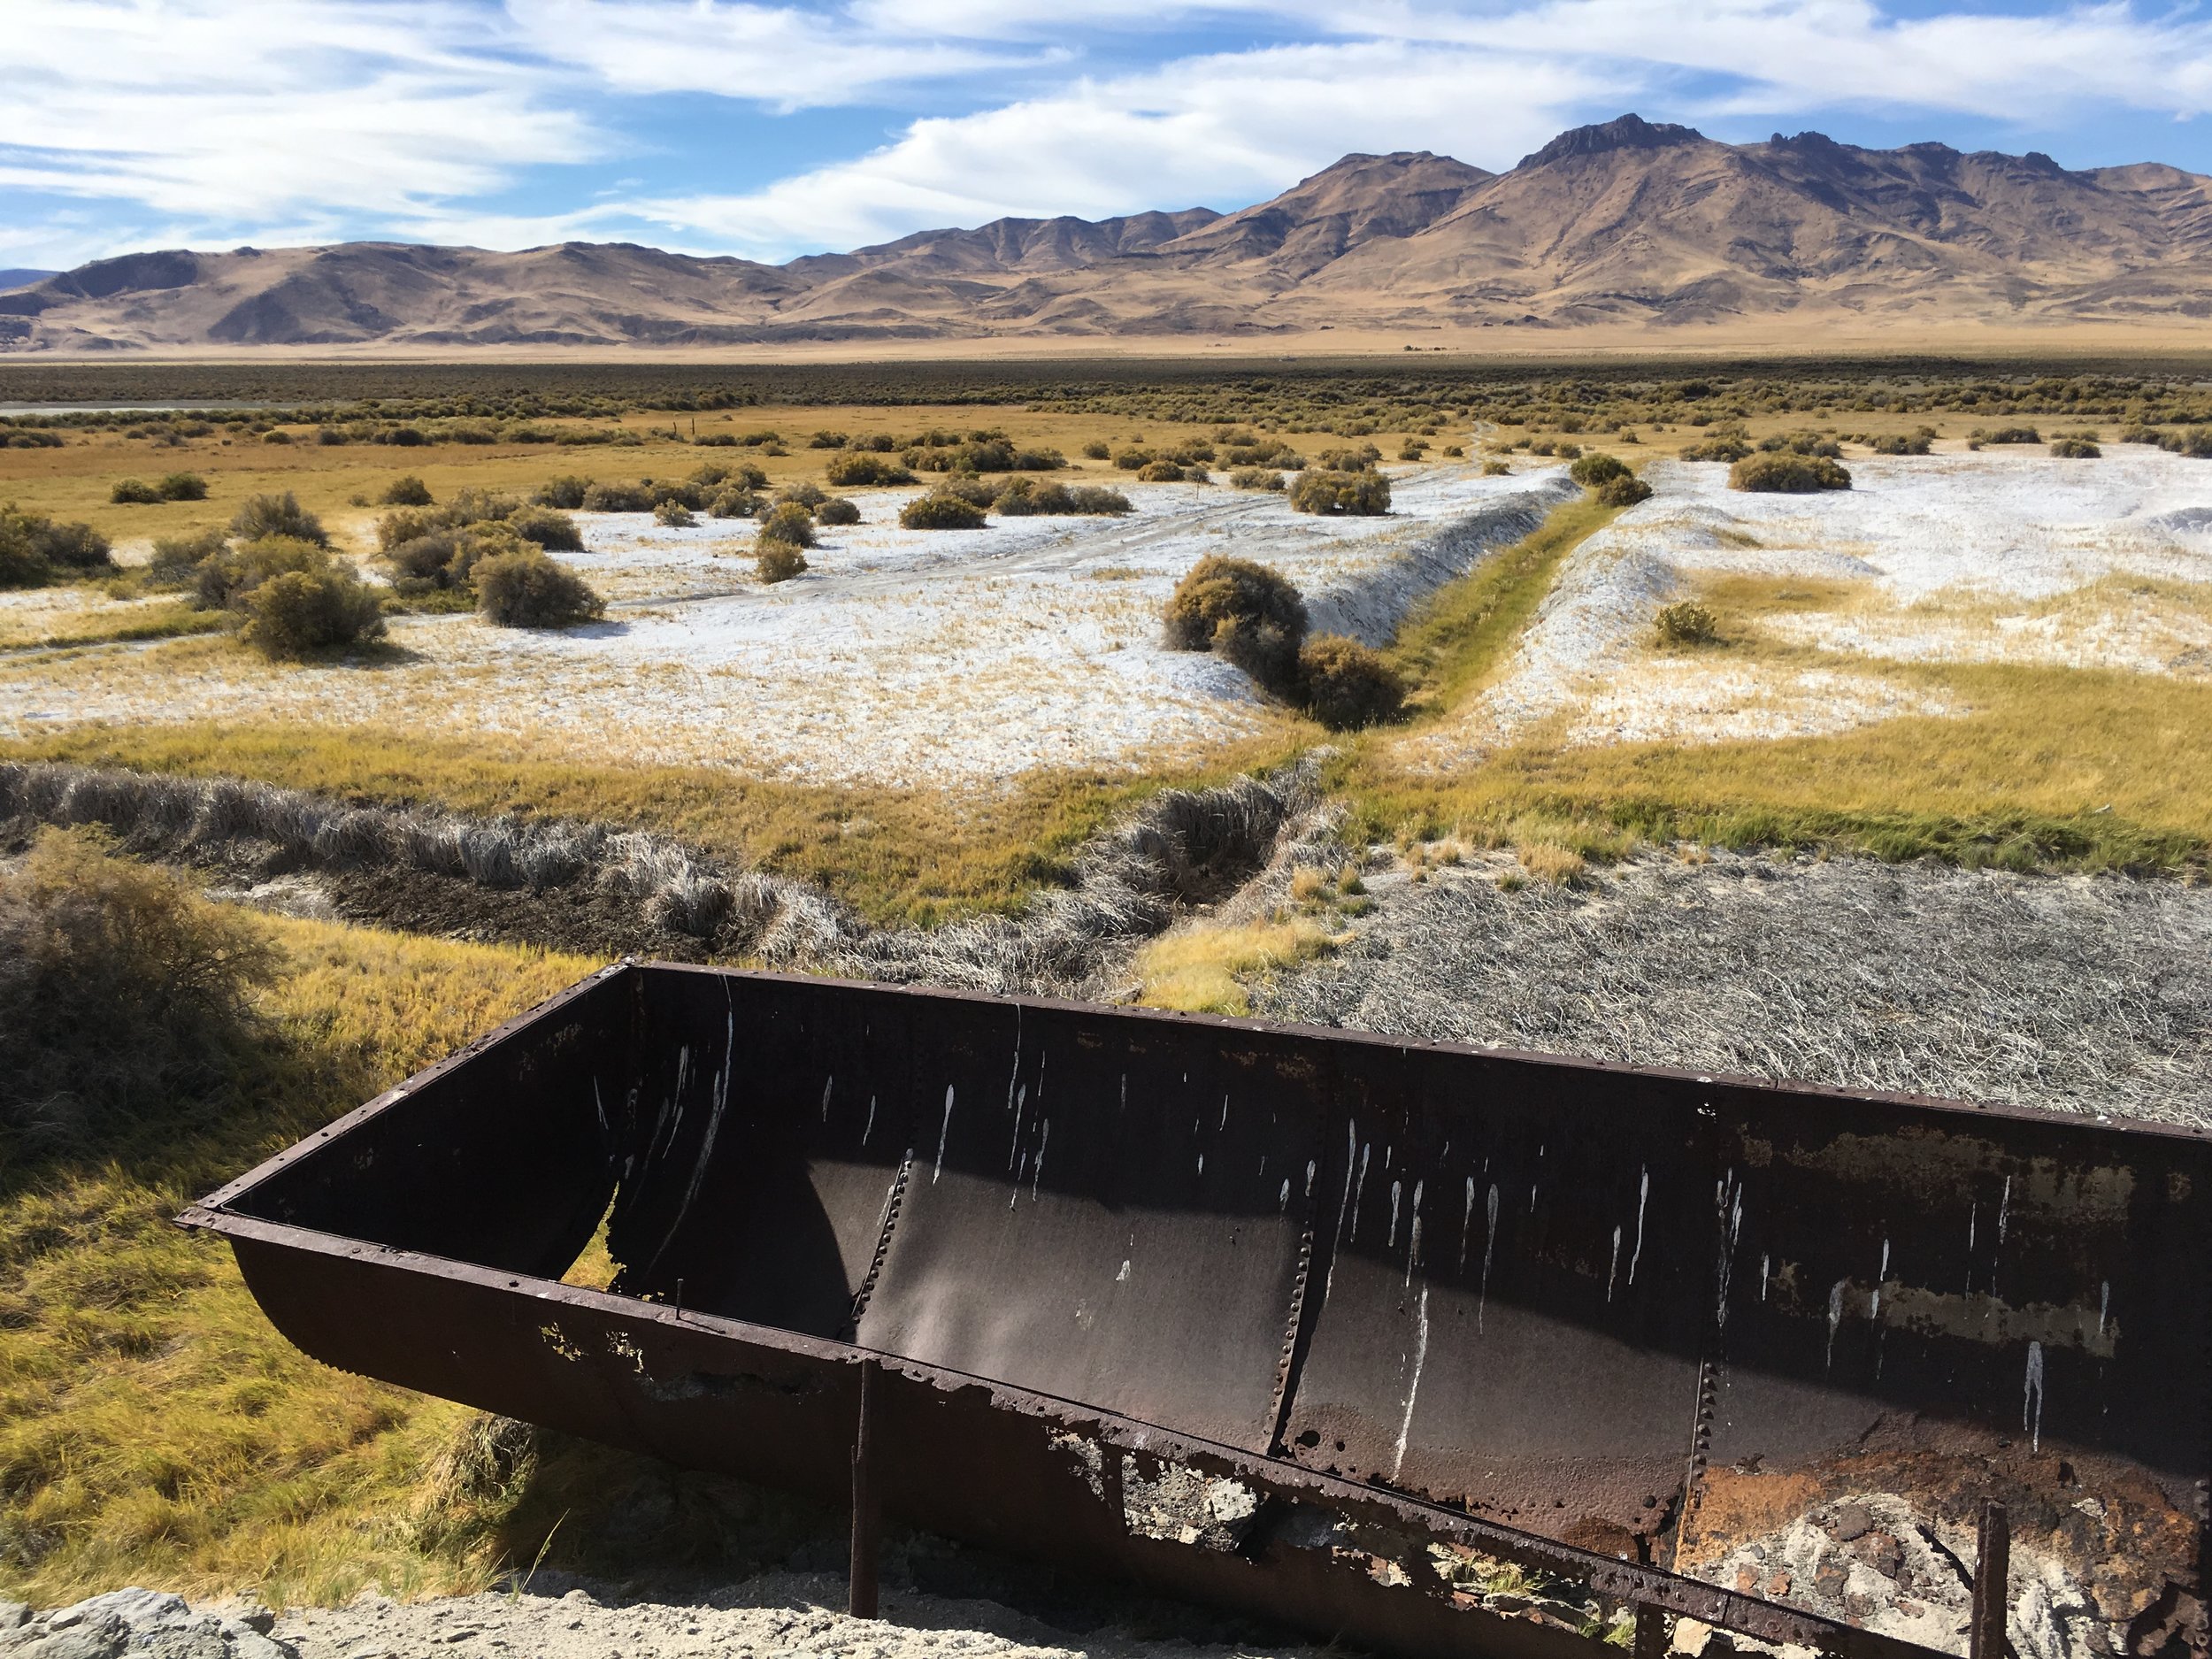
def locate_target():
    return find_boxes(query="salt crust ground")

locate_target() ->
[1409,449,2212,765]
[0,468,1556,790]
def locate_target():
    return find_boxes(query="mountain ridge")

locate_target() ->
[7,119,2212,350]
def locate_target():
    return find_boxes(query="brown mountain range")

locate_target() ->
[7,114,2212,351]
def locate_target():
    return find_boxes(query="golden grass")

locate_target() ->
[1134,914,1339,1016]
[0,913,601,1609]
[0,721,1304,929]
[0,402,1231,556]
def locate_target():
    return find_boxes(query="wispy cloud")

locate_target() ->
[8,0,2212,269]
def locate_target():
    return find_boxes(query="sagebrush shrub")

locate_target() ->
[756,541,809,583]
[775,480,827,510]
[229,491,328,546]
[1288,468,1390,516]
[111,478,164,504]
[816,496,861,526]
[1227,467,1285,490]
[1569,452,1630,488]
[710,488,763,518]
[824,452,915,487]
[196,535,331,611]
[1728,453,1850,493]
[2049,436,2101,459]
[146,528,227,589]
[474,549,605,628]
[758,503,818,547]
[506,505,584,551]
[534,475,591,509]
[1081,441,1110,460]
[582,481,653,513]
[1164,555,1308,690]
[1655,601,1720,645]
[381,475,434,507]
[655,500,696,527]
[1299,634,1404,729]
[899,492,987,530]
[1597,475,1654,507]
[239,565,388,658]
[1140,459,1194,483]
[157,472,208,501]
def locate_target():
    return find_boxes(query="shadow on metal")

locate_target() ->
[180,964,2212,1659]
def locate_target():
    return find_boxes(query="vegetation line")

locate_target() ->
[1384,493,1621,720]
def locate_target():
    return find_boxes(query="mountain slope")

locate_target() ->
[6,119,2212,349]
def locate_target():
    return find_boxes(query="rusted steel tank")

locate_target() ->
[182,964,2212,1659]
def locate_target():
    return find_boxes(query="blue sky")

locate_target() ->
[7,0,2212,272]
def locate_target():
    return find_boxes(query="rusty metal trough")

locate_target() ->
[181,964,2212,1659]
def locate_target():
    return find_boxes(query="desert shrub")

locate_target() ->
[854,434,898,453]
[1481,460,1511,476]
[507,504,584,550]
[756,541,809,583]
[775,480,827,510]
[1729,453,1850,493]
[2119,426,2162,445]
[316,426,350,446]
[817,496,861,526]
[534,474,591,509]
[1113,447,1154,471]
[0,825,276,1150]
[1317,444,1383,471]
[1569,452,1630,488]
[647,481,708,512]
[2050,436,2102,459]
[1679,426,1755,463]
[238,565,388,658]
[808,430,849,449]
[1288,468,1391,516]
[730,461,770,489]
[148,472,204,500]
[262,429,292,445]
[474,549,605,628]
[1597,475,1655,507]
[991,479,1132,516]
[1555,442,1584,460]
[1867,426,1937,456]
[757,503,818,548]
[4,430,64,449]
[111,478,164,504]
[1975,426,2043,445]
[693,433,736,448]
[1164,555,1309,682]
[0,507,116,587]
[930,476,1000,509]
[229,491,328,546]
[655,499,695,527]
[1140,458,1195,483]
[2163,428,2212,459]
[687,462,733,488]
[194,534,327,610]
[1397,441,1428,462]
[1298,634,1404,729]
[899,492,988,530]
[385,528,466,588]
[823,451,916,487]
[1655,601,1720,646]
[381,475,434,506]
[449,488,518,525]
[710,488,763,518]
[1164,441,1216,466]
[146,528,227,589]
[1081,441,1110,460]
[374,507,439,552]
[582,481,653,513]
[1758,431,1843,458]
[1227,466,1286,490]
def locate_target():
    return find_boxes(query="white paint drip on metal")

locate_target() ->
[1871,1239,1890,1322]
[1350,1143,1371,1241]
[1407,1179,1424,1286]
[1826,1279,1848,1368]
[933,1084,954,1184]
[2101,1280,2110,1337]
[1460,1178,1477,1274]
[1391,1286,1431,1482]
[1388,1179,1402,1248]
[1305,1159,1317,1196]
[1609,1225,1622,1302]
[1033,1119,1048,1199]
[1117,1259,1130,1283]
[1009,1084,1026,1171]
[1479,1183,1500,1333]
[862,1094,877,1145]
[1628,1167,1649,1286]
[821,1076,832,1122]
[2024,1340,2046,1451]
[1279,1179,1291,1212]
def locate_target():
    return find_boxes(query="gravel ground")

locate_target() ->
[1255,849,2212,1123]
[1,1569,1330,1659]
